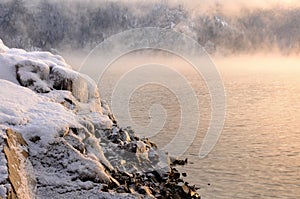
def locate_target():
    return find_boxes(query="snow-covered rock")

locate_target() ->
[0,39,200,199]
[0,39,137,198]
[0,42,102,112]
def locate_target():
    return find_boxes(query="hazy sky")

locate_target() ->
[179,0,300,11]
[116,0,300,15]
[108,0,299,6]
[27,0,300,12]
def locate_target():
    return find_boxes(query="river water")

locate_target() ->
[70,53,300,199]
[179,56,300,199]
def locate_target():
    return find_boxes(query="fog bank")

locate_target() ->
[1,0,300,56]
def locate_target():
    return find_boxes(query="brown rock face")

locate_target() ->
[3,129,35,199]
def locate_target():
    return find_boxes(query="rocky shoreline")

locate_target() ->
[96,125,200,198]
[0,40,200,199]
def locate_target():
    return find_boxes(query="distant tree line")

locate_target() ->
[0,0,300,55]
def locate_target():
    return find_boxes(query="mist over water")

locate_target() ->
[1,0,300,198]
[69,51,300,199]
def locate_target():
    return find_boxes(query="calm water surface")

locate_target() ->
[78,53,300,199]
[180,57,300,199]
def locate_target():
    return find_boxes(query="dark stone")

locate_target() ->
[29,135,41,143]
[64,98,75,105]
[101,184,109,192]
[138,186,152,195]
[171,158,188,166]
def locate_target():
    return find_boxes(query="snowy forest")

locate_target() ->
[1,0,300,55]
